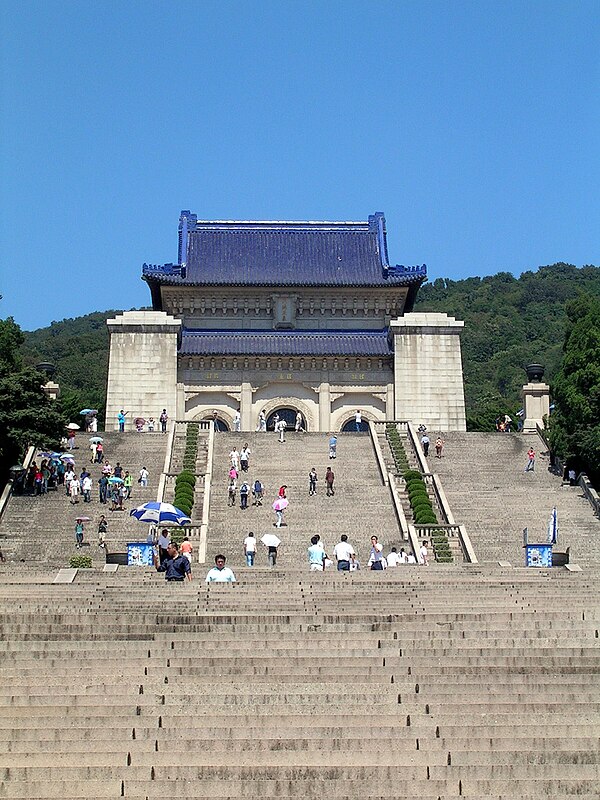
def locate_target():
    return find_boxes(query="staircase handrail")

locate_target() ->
[406,421,429,473]
[368,420,389,486]
[198,422,215,564]
[0,444,36,526]
[578,473,600,518]
[156,420,177,502]
[388,473,410,542]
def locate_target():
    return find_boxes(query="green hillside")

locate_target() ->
[20,263,600,432]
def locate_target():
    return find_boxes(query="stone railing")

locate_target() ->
[368,420,389,486]
[410,522,478,564]
[0,445,36,527]
[198,423,215,563]
[157,420,177,502]
[579,473,600,518]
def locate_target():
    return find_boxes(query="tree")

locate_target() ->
[0,317,67,481]
[549,294,600,484]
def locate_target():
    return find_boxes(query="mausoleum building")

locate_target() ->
[105,211,467,431]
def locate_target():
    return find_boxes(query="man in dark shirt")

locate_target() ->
[154,542,192,582]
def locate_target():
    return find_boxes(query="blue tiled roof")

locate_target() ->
[180,330,392,357]
[143,212,426,289]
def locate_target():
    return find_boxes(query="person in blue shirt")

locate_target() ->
[117,410,127,432]
[154,542,192,582]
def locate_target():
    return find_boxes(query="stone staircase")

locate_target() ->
[0,563,598,798]
[207,432,403,568]
[432,432,600,565]
[0,432,169,567]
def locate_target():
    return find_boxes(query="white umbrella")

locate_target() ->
[66,423,80,430]
[261,533,281,548]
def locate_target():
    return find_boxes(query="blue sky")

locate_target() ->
[1,1,598,331]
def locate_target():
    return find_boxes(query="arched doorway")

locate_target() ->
[341,417,369,432]
[266,407,307,432]
[202,415,230,432]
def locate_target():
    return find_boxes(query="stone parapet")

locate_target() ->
[105,311,181,431]
[390,313,466,431]
[522,381,550,434]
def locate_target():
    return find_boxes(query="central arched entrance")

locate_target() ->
[266,407,307,432]
[201,415,230,431]
[341,418,369,432]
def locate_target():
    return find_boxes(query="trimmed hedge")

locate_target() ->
[69,555,92,569]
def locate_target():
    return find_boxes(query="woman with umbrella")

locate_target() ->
[273,496,288,528]
[261,533,281,568]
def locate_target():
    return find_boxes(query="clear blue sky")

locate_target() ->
[1,1,598,331]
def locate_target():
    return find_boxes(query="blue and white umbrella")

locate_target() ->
[130,502,191,527]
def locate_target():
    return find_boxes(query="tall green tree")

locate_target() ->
[0,317,67,480]
[549,294,600,483]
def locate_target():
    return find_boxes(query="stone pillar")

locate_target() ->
[176,382,186,420]
[42,381,60,401]
[522,382,550,434]
[318,382,331,432]
[390,313,466,431]
[386,382,395,420]
[106,311,181,431]
[240,382,253,430]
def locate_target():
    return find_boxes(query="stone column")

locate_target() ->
[106,311,181,431]
[240,382,253,430]
[390,313,466,431]
[386,382,395,420]
[42,381,61,401]
[522,382,550,434]
[318,382,331,432]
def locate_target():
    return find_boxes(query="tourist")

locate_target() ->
[157,529,170,565]
[117,410,128,432]
[406,551,417,564]
[69,476,81,505]
[227,479,237,507]
[124,471,133,499]
[98,474,108,504]
[278,485,287,498]
[96,442,104,463]
[97,515,107,548]
[180,537,193,563]
[240,443,251,472]
[525,447,535,472]
[273,503,285,528]
[325,467,335,497]
[160,409,168,433]
[419,541,429,566]
[368,535,385,570]
[233,410,241,432]
[504,414,512,433]
[75,520,84,548]
[64,467,75,496]
[229,447,241,472]
[435,437,444,458]
[212,410,219,431]
[244,531,256,566]
[421,433,430,457]
[229,466,238,483]
[257,410,267,432]
[398,548,408,564]
[147,417,155,432]
[102,462,112,476]
[277,418,287,443]
[272,412,279,432]
[308,535,326,572]
[90,441,98,463]
[67,430,76,450]
[355,409,362,432]
[205,554,236,583]
[349,553,361,570]
[295,412,305,432]
[568,468,577,486]
[265,539,279,568]
[240,481,250,510]
[109,485,120,511]
[328,434,337,459]
[118,483,127,509]
[252,479,263,505]
[113,463,123,478]
[139,466,149,488]
[81,473,92,503]
[386,547,402,567]
[333,534,355,571]
[155,542,192,582]
[308,467,318,496]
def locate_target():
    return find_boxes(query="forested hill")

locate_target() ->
[414,263,600,428]
[20,263,600,429]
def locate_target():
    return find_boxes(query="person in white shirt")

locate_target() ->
[398,548,408,564]
[277,419,287,443]
[386,547,402,567]
[240,445,251,472]
[229,448,240,472]
[333,534,355,572]
[233,410,241,432]
[243,532,257,566]
[81,475,92,503]
[419,541,429,566]
[407,552,417,564]
[205,554,236,583]
[139,467,149,488]
[354,409,362,432]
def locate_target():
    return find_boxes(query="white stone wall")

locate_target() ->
[105,311,181,431]
[390,313,466,431]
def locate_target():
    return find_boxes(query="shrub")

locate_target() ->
[408,485,428,498]
[404,469,422,482]
[69,555,92,569]
[176,473,196,487]
[415,511,437,524]
[175,503,192,517]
